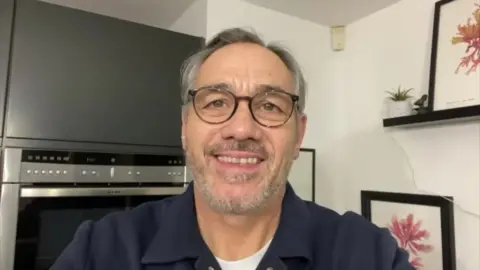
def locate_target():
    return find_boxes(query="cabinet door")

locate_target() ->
[6,0,203,147]
[0,0,14,137]
[288,149,315,202]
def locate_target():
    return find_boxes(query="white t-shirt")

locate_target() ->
[215,240,272,270]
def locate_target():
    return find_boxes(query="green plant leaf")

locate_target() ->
[385,86,414,101]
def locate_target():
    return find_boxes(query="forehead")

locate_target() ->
[195,43,294,94]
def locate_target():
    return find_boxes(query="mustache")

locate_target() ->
[206,140,268,158]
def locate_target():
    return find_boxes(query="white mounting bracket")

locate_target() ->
[330,25,346,51]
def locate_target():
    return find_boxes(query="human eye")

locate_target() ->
[260,102,283,113]
[206,99,228,108]
[195,89,233,110]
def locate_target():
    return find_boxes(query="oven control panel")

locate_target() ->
[18,149,188,184]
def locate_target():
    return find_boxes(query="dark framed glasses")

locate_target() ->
[186,86,299,128]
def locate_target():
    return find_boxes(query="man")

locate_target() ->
[51,27,414,270]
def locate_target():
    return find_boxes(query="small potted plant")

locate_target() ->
[385,85,414,118]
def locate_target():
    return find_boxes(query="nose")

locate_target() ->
[219,101,261,141]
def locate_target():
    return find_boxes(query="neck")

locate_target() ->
[194,187,285,261]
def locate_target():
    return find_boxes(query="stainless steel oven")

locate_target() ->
[0,147,189,270]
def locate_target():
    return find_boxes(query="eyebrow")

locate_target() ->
[256,84,289,94]
[193,83,226,92]
[196,83,289,95]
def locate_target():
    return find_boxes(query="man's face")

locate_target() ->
[182,43,307,215]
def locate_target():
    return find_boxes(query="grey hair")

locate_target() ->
[179,27,307,114]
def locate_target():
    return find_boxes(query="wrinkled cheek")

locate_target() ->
[184,139,196,164]
[186,139,209,175]
[271,153,291,178]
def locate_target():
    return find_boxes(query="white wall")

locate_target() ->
[319,0,480,269]
[169,0,206,37]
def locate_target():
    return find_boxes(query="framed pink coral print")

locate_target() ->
[361,191,456,270]
[428,0,480,111]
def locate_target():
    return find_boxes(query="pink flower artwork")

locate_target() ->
[387,213,434,269]
[451,3,480,75]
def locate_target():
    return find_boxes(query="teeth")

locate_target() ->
[217,156,260,164]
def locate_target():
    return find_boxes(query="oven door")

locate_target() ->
[0,184,186,270]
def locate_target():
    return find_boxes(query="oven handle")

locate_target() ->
[20,186,187,197]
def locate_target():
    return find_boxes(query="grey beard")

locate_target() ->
[185,149,289,215]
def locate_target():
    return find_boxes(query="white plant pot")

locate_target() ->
[387,100,413,118]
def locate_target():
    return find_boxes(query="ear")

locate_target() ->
[293,114,307,160]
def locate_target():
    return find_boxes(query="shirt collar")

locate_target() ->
[141,181,313,265]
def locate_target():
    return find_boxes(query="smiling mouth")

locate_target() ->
[216,155,263,165]
[211,151,266,170]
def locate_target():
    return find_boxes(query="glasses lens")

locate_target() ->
[193,88,235,123]
[252,91,294,126]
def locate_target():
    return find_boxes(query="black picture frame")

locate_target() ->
[361,191,456,270]
[299,148,316,202]
[428,0,480,111]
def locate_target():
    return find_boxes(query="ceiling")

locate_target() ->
[40,0,200,30]
[40,0,404,31]
[243,0,403,26]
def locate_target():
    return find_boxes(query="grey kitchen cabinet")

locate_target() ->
[288,148,316,202]
[0,0,14,139]
[5,0,203,147]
